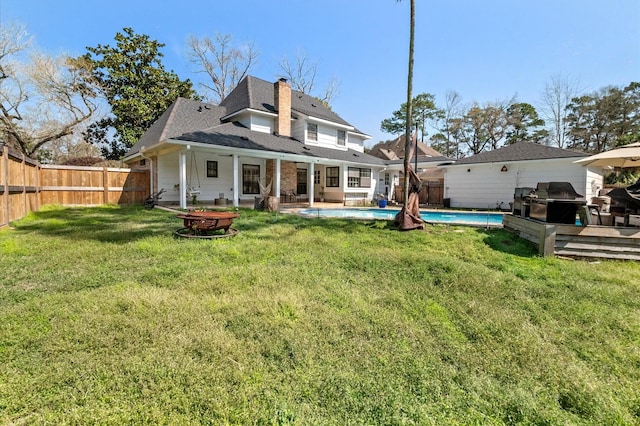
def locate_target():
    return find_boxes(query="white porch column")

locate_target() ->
[179,150,187,209]
[275,158,281,201]
[309,162,315,206]
[233,154,239,207]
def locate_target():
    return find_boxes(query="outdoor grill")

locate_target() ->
[526,182,586,224]
[513,187,535,218]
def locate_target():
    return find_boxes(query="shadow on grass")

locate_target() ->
[9,205,400,244]
[11,205,178,243]
[235,208,400,235]
[478,228,539,257]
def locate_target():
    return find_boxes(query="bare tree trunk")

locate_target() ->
[403,0,415,207]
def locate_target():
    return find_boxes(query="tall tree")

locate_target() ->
[380,93,440,141]
[279,50,339,107]
[458,104,491,155]
[431,90,463,158]
[187,33,258,103]
[539,73,580,148]
[84,27,198,159]
[397,0,416,207]
[565,82,640,153]
[0,23,98,159]
[505,102,547,144]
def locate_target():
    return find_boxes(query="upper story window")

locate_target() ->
[307,123,318,141]
[337,130,346,146]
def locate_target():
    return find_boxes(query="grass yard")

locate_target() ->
[1,205,639,425]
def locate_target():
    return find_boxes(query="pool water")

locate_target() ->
[298,208,504,226]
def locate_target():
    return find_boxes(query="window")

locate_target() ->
[307,123,318,141]
[242,164,260,194]
[314,170,320,185]
[337,129,346,146]
[326,167,339,187]
[384,173,390,186]
[139,159,146,166]
[297,168,308,195]
[206,160,218,178]
[348,167,372,188]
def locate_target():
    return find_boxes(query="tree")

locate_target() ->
[565,82,640,153]
[505,102,547,144]
[278,50,339,107]
[380,93,440,141]
[83,27,198,159]
[0,23,98,159]
[458,104,491,155]
[187,33,258,103]
[539,73,580,148]
[431,90,463,158]
[401,0,415,208]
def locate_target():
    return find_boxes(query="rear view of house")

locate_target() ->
[124,76,385,209]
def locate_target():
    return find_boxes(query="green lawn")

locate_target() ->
[1,205,639,425]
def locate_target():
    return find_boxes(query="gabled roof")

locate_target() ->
[176,122,386,166]
[220,75,353,128]
[385,155,453,165]
[125,75,372,161]
[369,135,445,160]
[450,141,587,165]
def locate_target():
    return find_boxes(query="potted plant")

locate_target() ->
[319,186,325,202]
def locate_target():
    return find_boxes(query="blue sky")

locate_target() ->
[1,0,639,147]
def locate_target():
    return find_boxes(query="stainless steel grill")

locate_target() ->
[518,182,586,224]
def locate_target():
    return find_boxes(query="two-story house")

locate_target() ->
[123,76,386,209]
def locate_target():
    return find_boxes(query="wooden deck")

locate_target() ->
[503,215,640,260]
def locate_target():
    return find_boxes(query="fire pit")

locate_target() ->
[175,211,239,238]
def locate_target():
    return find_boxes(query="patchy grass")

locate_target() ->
[1,205,639,424]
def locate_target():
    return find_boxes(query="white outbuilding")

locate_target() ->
[440,142,604,209]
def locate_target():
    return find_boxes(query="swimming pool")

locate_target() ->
[298,208,504,226]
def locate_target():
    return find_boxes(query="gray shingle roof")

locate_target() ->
[127,98,225,156]
[176,122,386,166]
[220,76,353,127]
[385,155,453,165]
[451,142,587,165]
[125,75,371,160]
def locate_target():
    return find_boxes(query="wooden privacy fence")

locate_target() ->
[40,164,149,206]
[394,180,444,205]
[1,145,150,228]
[1,146,39,228]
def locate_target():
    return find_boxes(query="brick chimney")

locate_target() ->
[274,78,291,137]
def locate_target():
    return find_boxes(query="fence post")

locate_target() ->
[21,153,27,218]
[103,167,109,205]
[539,224,557,257]
[1,146,8,227]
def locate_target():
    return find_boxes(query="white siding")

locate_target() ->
[157,150,236,202]
[156,150,267,202]
[157,152,180,202]
[250,114,273,134]
[347,134,365,153]
[443,159,598,209]
[291,119,305,142]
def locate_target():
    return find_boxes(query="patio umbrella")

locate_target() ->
[573,142,640,168]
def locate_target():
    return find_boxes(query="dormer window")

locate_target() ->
[337,130,346,146]
[307,123,318,141]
